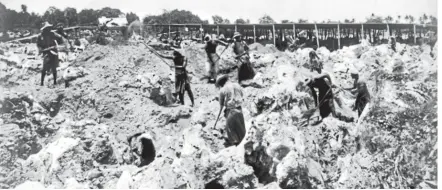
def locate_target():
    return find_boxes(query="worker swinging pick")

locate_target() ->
[152,48,195,107]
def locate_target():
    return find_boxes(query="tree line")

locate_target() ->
[0,3,140,32]
[0,2,437,33]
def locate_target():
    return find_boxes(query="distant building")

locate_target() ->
[98,16,128,27]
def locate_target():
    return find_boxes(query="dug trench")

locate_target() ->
[0,39,438,188]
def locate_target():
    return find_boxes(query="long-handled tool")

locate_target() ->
[211,42,232,64]
[140,41,171,67]
[213,108,224,128]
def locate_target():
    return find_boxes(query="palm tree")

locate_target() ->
[396,15,401,23]
[384,16,393,23]
[405,15,410,23]
[423,14,428,24]
[21,4,27,13]
[429,15,437,25]
[409,15,415,24]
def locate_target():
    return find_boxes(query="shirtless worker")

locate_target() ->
[389,36,397,52]
[309,50,322,73]
[305,73,335,120]
[344,70,371,117]
[204,34,229,83]
[37,22,63,86]
[215,75,246,147]
[232,32,256,84]
[153,48,195,107]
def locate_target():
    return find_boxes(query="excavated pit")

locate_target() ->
[204,180,225,189]
[244,141,277,185]
[139,137,156,167]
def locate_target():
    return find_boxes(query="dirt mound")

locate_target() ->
[249,43,278,54]
[0,39,437,189]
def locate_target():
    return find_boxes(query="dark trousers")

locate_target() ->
[319,99,335,119]
[176,73,194,106]
[224,107,246,146]
[41,55,58,86]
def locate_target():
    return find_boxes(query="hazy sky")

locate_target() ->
[2,0,438,23]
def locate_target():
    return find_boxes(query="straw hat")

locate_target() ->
[218,34,226,40]
[204,34,211,41]
[56,23,64,28]
[298,30,307,36]
[215,75,229,88]
[40,22,53,31]
[233,32,241,38]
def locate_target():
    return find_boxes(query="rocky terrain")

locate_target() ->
[0,37,437,189]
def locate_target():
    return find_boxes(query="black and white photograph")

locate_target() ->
[0,0,439,189]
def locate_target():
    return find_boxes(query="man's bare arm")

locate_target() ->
[216,39,229,46]
[154,51,174,60]
[310,86,318,107]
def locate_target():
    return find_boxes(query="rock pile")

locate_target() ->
[0,38,437,189]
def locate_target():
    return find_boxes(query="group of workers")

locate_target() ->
[36,21,370,148]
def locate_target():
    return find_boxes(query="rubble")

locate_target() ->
[0,38,437,189]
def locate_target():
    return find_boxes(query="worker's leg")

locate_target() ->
[52,58,58,85]
[174,75,181,101]
[205,59,212,80]
[176,78,185,105]
[178,91,185,105]
[40,69,46,86]
[41,57,49,86]
[213,59,219,81]
[184,83,194,107]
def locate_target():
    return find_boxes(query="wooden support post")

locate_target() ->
[386,24,390,40]
[293,24,296,38]
[217,25,219,36]
[314,23,320,48]
[413,24,417,44]
[361,24,364,40]
[273,24,276,45]
[235,24,237,32]
[337,24,341,49]
[168,25,171,40]
[253,25,256,43]
[200,24,203,43]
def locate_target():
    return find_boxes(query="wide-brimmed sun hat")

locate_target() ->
[233,32,241,38]
[298,30,307,36]
[204,34,211,41]
[41,22,53,31]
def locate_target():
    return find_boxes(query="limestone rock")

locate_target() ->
[14,181,45,189]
